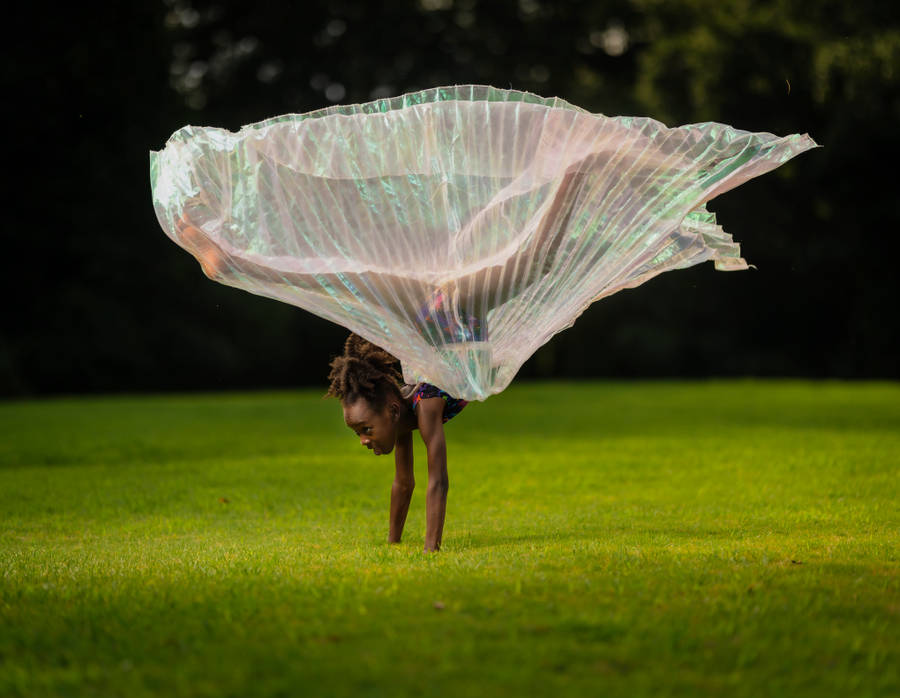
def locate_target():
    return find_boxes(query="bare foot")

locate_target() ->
[175,215,228,279]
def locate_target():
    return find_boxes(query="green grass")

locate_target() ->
[0,381,897,697]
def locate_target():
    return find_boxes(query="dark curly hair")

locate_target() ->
[325,333,405,409]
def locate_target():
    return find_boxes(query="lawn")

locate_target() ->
[0,381,897,697]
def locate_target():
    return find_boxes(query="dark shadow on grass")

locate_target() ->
[453,525,799,550]
[453,529,604,550]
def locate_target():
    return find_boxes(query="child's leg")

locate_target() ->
[178,214,440,329]
[449,166,588,318]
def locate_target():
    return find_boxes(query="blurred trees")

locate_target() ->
[3,0,897,395]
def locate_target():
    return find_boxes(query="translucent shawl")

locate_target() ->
[151,85,817,400]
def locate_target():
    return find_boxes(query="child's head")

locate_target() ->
[325,333,405,456]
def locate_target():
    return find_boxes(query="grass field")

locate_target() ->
[0,380,897,697]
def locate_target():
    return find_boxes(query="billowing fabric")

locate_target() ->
[407,382,468,423]
[150,84,817,401]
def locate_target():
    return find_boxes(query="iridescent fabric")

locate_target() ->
[150,85,817,400]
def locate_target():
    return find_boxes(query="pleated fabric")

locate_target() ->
[151,85,817,400]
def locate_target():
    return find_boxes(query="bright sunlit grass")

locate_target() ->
[0,380,897,697]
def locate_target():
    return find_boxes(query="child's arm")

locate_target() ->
[417,399,450,552]
[389,431,415,544]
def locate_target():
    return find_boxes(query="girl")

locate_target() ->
[170,167,591,551]
[325,333,467,552]
[177,221,472,551]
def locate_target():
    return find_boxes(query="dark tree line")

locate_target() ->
[3,0,898,396]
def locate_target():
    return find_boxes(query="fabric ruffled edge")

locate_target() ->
[680,206,748,271]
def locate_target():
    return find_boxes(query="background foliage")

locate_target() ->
[5,0,898,395]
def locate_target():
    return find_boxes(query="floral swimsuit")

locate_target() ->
[408,382,468,423]
[415,288,487,344]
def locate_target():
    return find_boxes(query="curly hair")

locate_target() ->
[324,333,405,409]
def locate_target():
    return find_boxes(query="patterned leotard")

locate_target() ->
[415,288,487,344]
[406,382,468,423]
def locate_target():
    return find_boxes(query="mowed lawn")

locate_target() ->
[0,381,897,697]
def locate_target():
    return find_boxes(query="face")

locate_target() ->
[343,397,399,456]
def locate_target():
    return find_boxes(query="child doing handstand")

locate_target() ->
[171,165,590,550]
